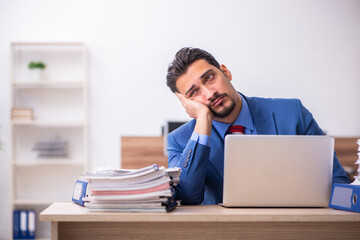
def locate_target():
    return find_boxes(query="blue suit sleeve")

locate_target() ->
[168,131,210,204]
[297,100,351,184]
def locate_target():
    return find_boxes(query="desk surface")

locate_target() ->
[40,202,360,223]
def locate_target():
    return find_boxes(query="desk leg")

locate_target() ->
[51,222,58,240]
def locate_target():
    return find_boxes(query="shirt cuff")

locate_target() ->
[190,131,211,147]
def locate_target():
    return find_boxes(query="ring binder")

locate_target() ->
[329,184,360,213]
[329,139,360,213]
[13,209,36,239]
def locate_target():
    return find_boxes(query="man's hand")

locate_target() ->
[176,92,213,136]
[176,93,211,119]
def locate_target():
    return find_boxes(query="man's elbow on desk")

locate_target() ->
[174,185,204,205]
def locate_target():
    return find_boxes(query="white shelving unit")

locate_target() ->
[10,42,88,239]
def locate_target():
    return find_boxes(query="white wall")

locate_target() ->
[0,0,359,238]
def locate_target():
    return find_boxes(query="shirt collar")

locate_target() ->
[213,92,255,138]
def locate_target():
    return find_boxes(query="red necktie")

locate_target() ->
[228,125,245,135]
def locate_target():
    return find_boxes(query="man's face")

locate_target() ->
[175,59,237,118]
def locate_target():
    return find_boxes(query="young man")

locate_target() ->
[166,47,350,205]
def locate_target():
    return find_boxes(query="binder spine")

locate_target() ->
[329,183,360,213]
[28,210,36,239]
[13,209,36,239]
[19,210,27,239]
[13,210,20,239]
[72,180,89,206]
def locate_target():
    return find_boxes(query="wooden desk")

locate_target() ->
[40,202,360,240]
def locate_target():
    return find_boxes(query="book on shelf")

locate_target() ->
[11,108,33,121]
[12,108,33,116]
[72,164,181,212]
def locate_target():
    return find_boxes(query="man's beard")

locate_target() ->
[209,93,236,118]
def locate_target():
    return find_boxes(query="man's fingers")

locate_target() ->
[175,92,212,120]
[175,92,189,107]
[175,92,186,102]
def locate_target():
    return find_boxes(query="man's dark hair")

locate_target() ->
[166,47,220,93]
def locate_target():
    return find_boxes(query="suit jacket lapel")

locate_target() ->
[244,95,278,135]
[209,126,225,179]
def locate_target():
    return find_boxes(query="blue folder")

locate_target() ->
[27,210,36,239]
[13,210,20,239]
[72,180,88,206]
[13,210,36,239]
[19,210,28,239]
[329,183,360,213]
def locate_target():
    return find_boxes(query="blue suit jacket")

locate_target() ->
[167,95,351,205]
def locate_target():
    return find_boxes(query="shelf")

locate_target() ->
[12,120,85,127]
[14,199,71,206]
[13,81,86,89]
[10,42,88,240]
[12,41,85,46]
[14,159,85,166]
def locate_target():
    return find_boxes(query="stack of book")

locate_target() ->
[32,136,69,158]
[11,108,33,121]
[75,164,181,212]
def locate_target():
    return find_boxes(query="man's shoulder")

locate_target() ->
[169,119,196,137]
[167,120,196,148]
[245,95,302,110]
[246,95,300,104]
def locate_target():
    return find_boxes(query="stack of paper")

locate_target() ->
[352,139,360,185]
[79,164,181,212]
[329,139,360,213]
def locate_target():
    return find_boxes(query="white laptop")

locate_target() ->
[222,135,334,207]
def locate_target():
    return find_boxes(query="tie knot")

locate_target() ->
[228,125,245,135]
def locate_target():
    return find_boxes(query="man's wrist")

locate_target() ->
[194,109,213,136]
[191,132,211,147]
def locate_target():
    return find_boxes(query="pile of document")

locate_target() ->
[78,164,181,212]
[329,139,360,213]
[352,139,360,185]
